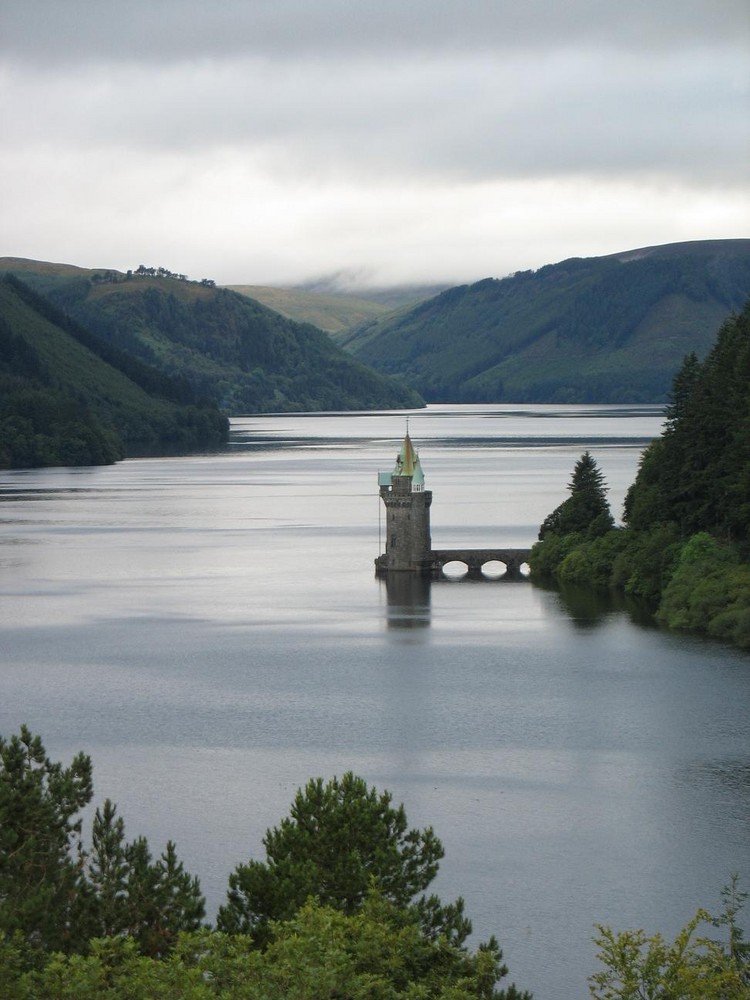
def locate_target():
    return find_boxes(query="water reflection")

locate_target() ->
[382,570,533,628]
[536,580,659,630]
[680,757,750,804]
[382,573,432,628]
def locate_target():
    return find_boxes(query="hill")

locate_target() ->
[335,240,750,403]
[0,275,229,468]
[226,285,390,333]
[0,260,423,414]
[226,282,448,333]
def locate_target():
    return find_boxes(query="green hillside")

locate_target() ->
[336,240,750,403]
[0,260,422,413]
[227,282,449,332]
[0,275,228,468]
[227,285,390,333]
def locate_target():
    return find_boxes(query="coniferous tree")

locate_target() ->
[625,299,750,544]
[532,301,750,644]
[218,772,469,947]
[664,351,702,432]
[0,726,92,959]
[0,728,204,965]
[539,451,614,540]
[83,800,205,957]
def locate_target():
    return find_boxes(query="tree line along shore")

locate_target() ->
[529,300,750,650]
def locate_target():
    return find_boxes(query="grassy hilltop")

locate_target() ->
[226,284,390,334]
[227,281,447,333]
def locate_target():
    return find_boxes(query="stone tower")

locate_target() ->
[375,430,432,574]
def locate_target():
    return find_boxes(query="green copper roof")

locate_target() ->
[393,432,425,484]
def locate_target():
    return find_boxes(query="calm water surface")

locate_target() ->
[1,405,748,999]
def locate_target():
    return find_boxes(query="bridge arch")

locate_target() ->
[430,548,532,581]
[441,560,470,579]
[479,559,506,579]
[439,558,529,580]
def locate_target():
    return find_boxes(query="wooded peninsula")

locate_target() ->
[530,300,750,649]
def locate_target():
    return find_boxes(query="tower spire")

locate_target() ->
[376,426,432,574]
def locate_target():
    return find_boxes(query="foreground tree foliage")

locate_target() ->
[0,726,92,956]
[1,893,530,1000]
[218,772,472,949]
[0,727,204,967]
[2,732,531,998]
[530,300,750,648]
[589,876,749,999]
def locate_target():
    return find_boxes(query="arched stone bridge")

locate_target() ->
[429,548,531,579]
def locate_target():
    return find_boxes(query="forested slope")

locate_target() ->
[0,276,228,468]
[337,240,750,403]
[0,260,422,413]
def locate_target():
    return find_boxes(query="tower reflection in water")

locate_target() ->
[382,573,432,628]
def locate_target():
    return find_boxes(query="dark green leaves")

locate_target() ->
[218,772,454,946]
[0,728,204,964]
[2,740,531,998]
[538,451,614,542]
[0,725,92,957]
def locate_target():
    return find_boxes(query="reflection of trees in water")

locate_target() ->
[678,758,750,823]
[537,580,657,630]
[383,573,660,633]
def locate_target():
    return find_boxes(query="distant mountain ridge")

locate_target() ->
[226,282,448,333]
[226,285,390,334]
[334,239,750,403]
[0,259,422,414]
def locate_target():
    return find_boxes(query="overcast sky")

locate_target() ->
[1,0,748,287]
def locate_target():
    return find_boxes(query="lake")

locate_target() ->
[1,404,748,999]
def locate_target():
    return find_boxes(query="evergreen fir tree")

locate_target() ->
[0,726,92,959]
[84,799,205,957]
[539,451,614,540]
[625,299,750,543]
[0,728,205,966]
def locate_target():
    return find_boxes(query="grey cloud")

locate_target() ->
[2,0,748,67]
[3,47,747,186]
[1,0,747,285]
